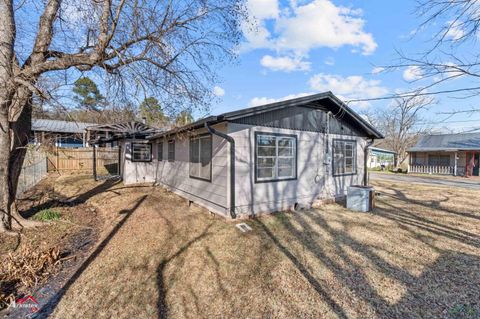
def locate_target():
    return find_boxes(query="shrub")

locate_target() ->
[33,209,61,221]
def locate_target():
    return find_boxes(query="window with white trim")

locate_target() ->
[131,143,152,162]
[255,133,296,182]
[189,134,212,181]
[333,140,356,175]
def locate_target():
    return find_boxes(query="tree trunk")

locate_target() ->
[0,108,12,232]
[0,0,15,232]
[9,92,42,229]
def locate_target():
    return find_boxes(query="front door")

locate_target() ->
[466,152,480,176]
[475,154,480,176]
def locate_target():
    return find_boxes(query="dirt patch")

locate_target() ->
[0,174,105,317]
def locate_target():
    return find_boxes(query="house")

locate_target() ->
[368,147,396,169]
[93,92,383,219]
[408,132,480,176]
[32,119,123,148]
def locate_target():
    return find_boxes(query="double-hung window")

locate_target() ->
[333,139,356,175]
[168,140,175,162]
[255,133,296,182]
[189,134,212,181]
[131,143,152,162]
[157,142,163,161]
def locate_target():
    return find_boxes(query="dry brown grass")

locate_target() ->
[5,174,480,318]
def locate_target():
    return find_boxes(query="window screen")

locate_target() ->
[168,140,175,162]
[255,133,296,182]
[189,135,212,181]
[333,140,356,175]
[131,143,152,162]
[157,142,163,161]
[428,155,450,166]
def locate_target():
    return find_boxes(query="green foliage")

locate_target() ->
[175,110,194,126]
[139,97,168,127]
[33,209,61,221]
[73,77,105,111]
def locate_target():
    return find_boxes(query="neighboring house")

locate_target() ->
[368,147,396,169]
[32,119,120,148]
[408,132,480,176]
[93,92,383,219]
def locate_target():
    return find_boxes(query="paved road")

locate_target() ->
[370,172,480,190]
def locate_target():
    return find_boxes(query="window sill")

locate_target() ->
[255,177,297,183]
[189,175,212,182]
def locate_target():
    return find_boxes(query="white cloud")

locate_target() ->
[308,73,388,108]
[247,0,279,20]
[445,20,465,40]
[403,66,423,81]
[243,0,377,57]
[260,55,311,72]
[324,57,335,66]
[213,86,225,97]
[371,67,385,75]
[249,92,313,107]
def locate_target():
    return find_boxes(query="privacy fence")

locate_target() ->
[17,146,120,197]
[47,147,120,175]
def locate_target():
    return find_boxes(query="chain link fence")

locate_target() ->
[16,148,48,197]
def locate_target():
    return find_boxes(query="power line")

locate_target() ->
[437,108,480,115]
[344,86,480,103]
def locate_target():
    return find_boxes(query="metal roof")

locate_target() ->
[32,119,95,134]
[369,147,396,154]
[87,121,164,144]
[408,132,480,152]
[148,92,383,140]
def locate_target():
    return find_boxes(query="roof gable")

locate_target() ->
[148,92,383,139]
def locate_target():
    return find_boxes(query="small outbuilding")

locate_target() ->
[107,92,383,218]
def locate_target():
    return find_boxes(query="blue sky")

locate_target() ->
[207,0,480,133]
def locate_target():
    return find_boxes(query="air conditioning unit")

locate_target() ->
[347,185,375,212]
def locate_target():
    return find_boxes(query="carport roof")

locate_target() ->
[408,132,480,152]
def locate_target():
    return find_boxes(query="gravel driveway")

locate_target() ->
[370,172,480,190]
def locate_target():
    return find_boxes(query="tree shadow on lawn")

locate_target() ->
[156,223,213,319]
[35,194,149,318]
[380,186,480,222]
[255,200,480,318]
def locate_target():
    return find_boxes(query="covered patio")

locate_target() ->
[408,132,480,176]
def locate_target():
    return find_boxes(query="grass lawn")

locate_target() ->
[3,175,480,318]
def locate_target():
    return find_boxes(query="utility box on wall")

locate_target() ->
[347,185,375,212]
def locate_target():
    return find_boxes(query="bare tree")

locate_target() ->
[372,93,435,167]
[0,0,245,232]
[392,0,480,95]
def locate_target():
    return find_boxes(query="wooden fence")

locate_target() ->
[48,147,120,175]
[409,165,454,175]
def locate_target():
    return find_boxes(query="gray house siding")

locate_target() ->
[229,123,366,216]
[122,123,230,216]
[231,104,366,136]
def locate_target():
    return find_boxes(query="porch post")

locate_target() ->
[93,144,98,181]
[454,151,458,176]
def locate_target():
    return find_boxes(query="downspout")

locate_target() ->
[205,122,236,219]
[364,138,374,186]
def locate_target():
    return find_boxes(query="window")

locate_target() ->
[168,139,175,162]
[157,142,163,161]
[428,155,450,166]
[189,134,212,181]
[255,133,296,182]
[131,143,152,162]
[333,140,356,175]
